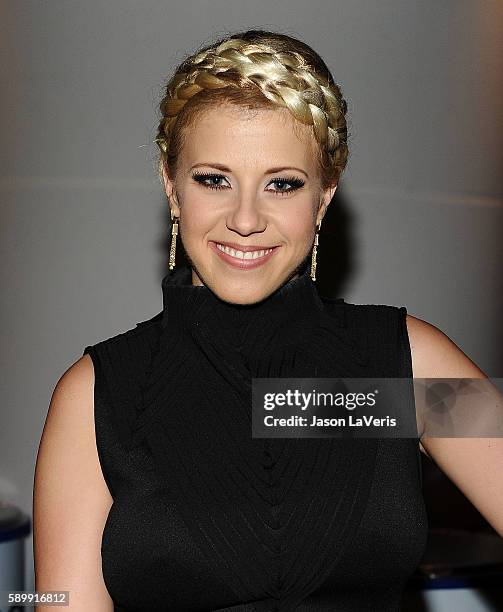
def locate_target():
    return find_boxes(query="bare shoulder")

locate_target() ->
[47,354,97,423]
[34,354,113,609]
[404,313,488,459]
[36,354,101,473]
[404,313,487,379]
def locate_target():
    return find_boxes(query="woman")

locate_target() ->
[33,29,503,611]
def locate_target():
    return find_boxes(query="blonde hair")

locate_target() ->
[154,29,350,191]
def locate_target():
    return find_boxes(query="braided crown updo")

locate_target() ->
[155,29,350,192]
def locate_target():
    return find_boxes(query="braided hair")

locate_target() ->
[154,29,350,192]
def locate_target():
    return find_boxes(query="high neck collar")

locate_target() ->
[160,264,325,351]
[130,263,368,456]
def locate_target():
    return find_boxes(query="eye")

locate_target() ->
[267,176,305,195]
[191,172,230,190]
[191,172,305,196]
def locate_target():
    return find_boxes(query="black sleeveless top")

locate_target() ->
[83,264,427,612]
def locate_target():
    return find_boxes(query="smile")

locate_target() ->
[215,243,275,260]
[209,241,279,270]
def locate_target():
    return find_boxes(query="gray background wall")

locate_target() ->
[1,0,502,605]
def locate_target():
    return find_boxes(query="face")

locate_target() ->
[162,105,337,304]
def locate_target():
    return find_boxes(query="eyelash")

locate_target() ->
[191,172,305,195]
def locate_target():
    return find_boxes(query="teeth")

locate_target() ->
[216,243,274,260]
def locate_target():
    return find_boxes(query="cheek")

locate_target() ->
[179,195,218,237]
[275,202,317,243]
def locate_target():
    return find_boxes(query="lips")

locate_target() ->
[209,240,279,270]
[212,240,278,252]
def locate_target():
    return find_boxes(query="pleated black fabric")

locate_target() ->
[83,264,428,612]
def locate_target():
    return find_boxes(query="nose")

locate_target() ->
[226,193,267,236]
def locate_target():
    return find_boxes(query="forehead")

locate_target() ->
[180,105,318,172]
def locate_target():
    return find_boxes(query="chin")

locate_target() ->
[217,279,272,305]
[206,272,276,305]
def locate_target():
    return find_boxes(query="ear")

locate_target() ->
[316,182,338,226]
[162,165,181,218]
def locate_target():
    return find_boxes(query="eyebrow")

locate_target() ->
[189,162,309,179]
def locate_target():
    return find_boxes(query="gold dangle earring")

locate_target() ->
[310,220,322,281]
[169,209,179,270]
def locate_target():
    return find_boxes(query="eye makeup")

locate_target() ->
[191,172,305,195]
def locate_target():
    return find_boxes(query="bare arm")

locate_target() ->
[33,354,114,610]
[406,314,503,537]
